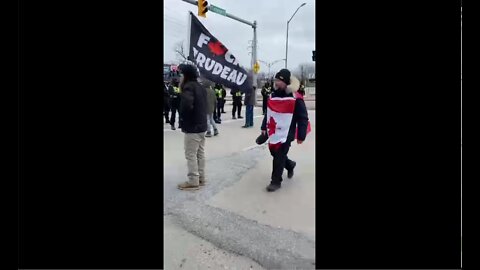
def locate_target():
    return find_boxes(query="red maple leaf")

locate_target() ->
[208,41,228,56]
[267,116,277,136]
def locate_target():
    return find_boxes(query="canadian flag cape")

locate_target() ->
[266,91,311,150]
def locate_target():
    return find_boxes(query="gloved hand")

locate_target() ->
[256,131,268,145]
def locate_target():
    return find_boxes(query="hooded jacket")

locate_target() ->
[261,76,309,144]
[179,80,208,133]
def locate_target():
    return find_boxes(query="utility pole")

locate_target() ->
[181,0,258,87]
[259,59,286,79]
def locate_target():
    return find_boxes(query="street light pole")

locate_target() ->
[259,59,286,79]
[285,23,289,68]
[285,3,306,69]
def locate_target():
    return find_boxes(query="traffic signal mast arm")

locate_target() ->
[181,0,258,87]
[182,0,255,27]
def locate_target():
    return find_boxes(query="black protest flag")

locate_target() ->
[188,12,252,93]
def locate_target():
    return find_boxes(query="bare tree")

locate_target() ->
[174,41,188,62]
[295,63,315,85]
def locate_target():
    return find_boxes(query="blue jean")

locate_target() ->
[206,113,217,133]
[245,105,254,126]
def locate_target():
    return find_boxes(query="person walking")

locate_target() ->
[168,78,182,130]
[230,88,243,120]
[177,64,208,190]
[164,81,171,124]
[261,82,272,115]
[206,83,219,137]
[242,86,256,128]
[260,69,310,192]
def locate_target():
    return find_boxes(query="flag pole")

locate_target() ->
[186,12,192,64]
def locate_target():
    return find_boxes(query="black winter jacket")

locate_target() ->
[179,80,208,133]
[230,89,243,104]
[261,88,309,144]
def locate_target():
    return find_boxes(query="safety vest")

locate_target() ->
[235,91,242,97]
[215,88,222,98]
[173,86,181,94]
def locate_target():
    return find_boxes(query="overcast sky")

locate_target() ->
[163,0,315,75]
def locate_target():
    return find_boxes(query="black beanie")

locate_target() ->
[178,64,199,79]
[275,69,291,85]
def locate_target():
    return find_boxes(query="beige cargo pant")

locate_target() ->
[184,132,206,185]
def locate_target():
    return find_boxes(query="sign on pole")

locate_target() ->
[253,61,260,74]
[209,4,227,16]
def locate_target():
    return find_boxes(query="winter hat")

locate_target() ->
[275,69,291,85]
[178,64,199,79]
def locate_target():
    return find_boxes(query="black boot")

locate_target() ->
[171,125,176,130]
[266,183,281,192]
[287,161,296,179]
[238,115,243,119]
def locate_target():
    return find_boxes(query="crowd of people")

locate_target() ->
[163,64,309,192]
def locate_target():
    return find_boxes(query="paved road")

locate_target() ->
[164,104,316,269]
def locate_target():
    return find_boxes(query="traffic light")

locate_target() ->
[312,50,316,61]
[198,0,208,18]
